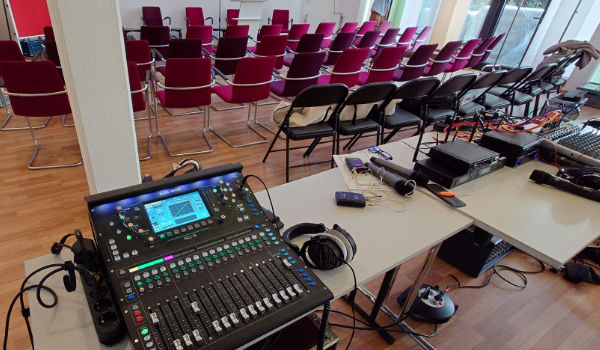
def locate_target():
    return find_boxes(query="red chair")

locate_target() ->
[323,32,355,66]
[354,30,380,50]
[272,51,326,98]
[249,34,288,69]
[140,26,171,60]
[185,25,214,50]
[393,44,438,82]
[142,6,171,27]
[284,33,324,66]
[1,61,82,169]
[286,24,310,51]
[205,36,248,75]
[315,22,336,48]
[410,26,433,52]
[0,40,38,131]
[43,26,55,41]
[124,40,154,84]
[212,56,277,147]
[155,39,204,78]
[396,26,418,47]
[150,58,214,156]
[443,38,481,76]
[226,9,240,26]
[423,41,462,77]
[318,47,369,87]
[126,61,152,160]
[185,7,213,27]
[256,24,282,42]
[354,21,377,45]
[358,46,408,85]
[476,33,505,69]
[224,25,249,38]
[465,36,496,69]
[374,21,393,44]
[270,9,291,33]
[339,22,358,34]
[371,27,400,57]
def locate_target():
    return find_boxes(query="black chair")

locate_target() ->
[539,53,580,99]
[262,84,349,182]
[457,70,507,117]
[479,66,533,114]
[335,82,397,152]
[379,77,440,144]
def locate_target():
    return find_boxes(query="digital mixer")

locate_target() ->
[84,163,333,350]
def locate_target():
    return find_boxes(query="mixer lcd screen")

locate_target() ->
[144,191,210,233]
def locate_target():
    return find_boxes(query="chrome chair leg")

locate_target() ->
[61,114,75,127]
[137,109,153,161]
[209,103,269,148]
[252,101,286,140]
[155,106,214,156]
[210,103,246,111]
[1,111,51,131]
[25,117,83,170]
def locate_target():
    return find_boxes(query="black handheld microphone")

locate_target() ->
[370,157,429,186]
[529,169,600,203]
[367,162,416,196]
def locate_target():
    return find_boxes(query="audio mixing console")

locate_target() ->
[85,163,333,350]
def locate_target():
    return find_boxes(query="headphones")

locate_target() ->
[282,223,357,270]
[559,167,600,190]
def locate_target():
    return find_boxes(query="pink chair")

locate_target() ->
[185,7,213,26]
[212,56,277,147]
[256,24,282,42]
[205,36,248,75]
[356,21,377,37]
[318,47,370,87]
[323,32,356,66]
[286,23,310,51]
[315,22,336,48]
[465,36,496,69]
[374,21,393,44]
[354,30,380,50]
[1,61,82,169]
[186,25,214,50]
[423,41,462,77]
[270,9,291,33]
[272,51,326,98]
[249,34,288,69]
[410,26,433,52]
[140,25,171,60]
[339,22,358,34]
[0,40,35,131]
[226,9,240,26]
[358,46,408,85]
[224,25,249,38]
[284,33,324,66]
[126,61,152,160]
[443,38,482,75]
[477,33,505,68]
[151,58,214,156]
[371,28,400,57]
[142,6,171,27]
[396,26,418,47]
[393,44,438,81]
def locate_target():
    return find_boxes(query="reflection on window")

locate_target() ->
[416,0,442,29]
[459,0,493,41]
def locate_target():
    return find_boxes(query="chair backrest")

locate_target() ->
[227,9,240,26]
[466,36,495,68]
[288,23,311,41]
[185,7,205,26]
[357,21,377,36]
[257,24,282,42]
[142,6,163,26]
[323,32,355,65]
[281,51,327,97]
[1,60,71,117]
[43,26,55,42]
[163,58,212,108]
[294,33,324,53]
[424,40,462,77]
[168,39,204,58]
[140,26,171,58]
[330,47,370,86]
[185,25,213,47]
[45,41,61,67]
[365,46,407,84]
[480,33,505,63]
[0,40,26,63]
[224,25,249,38]
[430,73,478,100]
[397,26,418,46]
[341,82,397,119]
[291,84,349,111]
[214,36,248,75]
[462,70,506,100]
[125,40,153,82]
[496,66,533,92]
[255,34,288,69]
[231,56,277,103]
[272,9,290,32]
[315,22,336,42]
[445,38,481,73]
[376,21,393,35]
[411,26,433,51]
[391,77,441,101]
[396,44,438,81]
[355,30,380,49]
[516,63,557,91]
[378,28,401,47]
[126,61,146,112]
[339,22,358,34]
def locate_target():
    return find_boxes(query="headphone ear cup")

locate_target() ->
[305,239,343,270]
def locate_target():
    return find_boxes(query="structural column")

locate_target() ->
[46,0,141,194]
[429,0,470,46]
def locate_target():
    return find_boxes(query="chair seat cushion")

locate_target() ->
[427,108,455,121]
[482,94,511,109]
[512,90,534,104]
[248,46,256,53]
[287,122,335,140]
[339,119,379,135]
[156,65,166,76]
[212,85,234,102]
[156,90,166,106]
[357,72,369,85]
[384,107,420,128]
[489,87,507,96]
[459,101,485,116]
[521,86,544,96]
[317,75,332,84]
[283,56,293,67]
[270,80,285,96]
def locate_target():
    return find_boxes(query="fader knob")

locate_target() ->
[218,214,226,223]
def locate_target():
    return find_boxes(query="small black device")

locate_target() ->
[438,226,512,277]
[479,130,543,167]
[370,157,429,186]
[425,183,466,208]
[414,157,506,189]
[428,139,501,174]
[335,191,366,208]
[366,162,416,196]
[282,223,357,270]
[345,157,368,173]
[530,169,600,202]
[397,284,457,324]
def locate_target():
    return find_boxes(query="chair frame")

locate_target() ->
[129,71,153,161]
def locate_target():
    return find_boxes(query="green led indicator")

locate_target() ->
[126,235,132,241]
[136,258,164,271]
[212,189,217,193]
[141,328,149,335]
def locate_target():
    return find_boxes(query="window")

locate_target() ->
[459,0,494,41]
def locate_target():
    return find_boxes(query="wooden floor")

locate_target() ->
[1,89,599,349]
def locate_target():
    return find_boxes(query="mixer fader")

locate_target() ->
[85,164,332,349]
